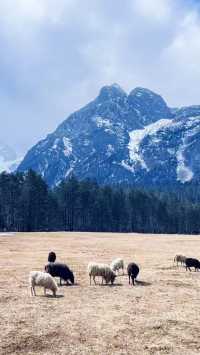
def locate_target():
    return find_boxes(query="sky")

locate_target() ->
[0,0,200,155]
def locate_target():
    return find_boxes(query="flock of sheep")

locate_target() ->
[174,254,200,271]
[29,252,139,297]
[29,252,200,297]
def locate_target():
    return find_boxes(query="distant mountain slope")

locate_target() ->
[0,143,22,173]
[18,84,200,186]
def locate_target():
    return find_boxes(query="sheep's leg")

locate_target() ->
[60,278,62,286]
[93,276,96,285]
[128,275,130,284]
[103,277,108,285]
[30,287,33,296]
[132,276,135,286]
[33,286,36,296]
[89,274,91,285]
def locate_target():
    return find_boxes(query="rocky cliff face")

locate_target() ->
[18,84,200,187]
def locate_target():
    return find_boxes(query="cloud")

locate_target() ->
[160,8,200,105]
[0,0,73,26]
[0,0,200,154]
[133,0,172,22]
[164,11,200,69]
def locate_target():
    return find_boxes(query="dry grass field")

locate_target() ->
[1,232,200,355]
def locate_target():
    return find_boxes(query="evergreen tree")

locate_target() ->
[0,170,200,234]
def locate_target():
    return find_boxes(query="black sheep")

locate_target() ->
[48,251,56,263]
[185,258,200,271]
[45,262,74,285]
[127,262,139,285]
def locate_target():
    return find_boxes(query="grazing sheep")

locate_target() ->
[127,262,139,285]
[48,251,56,263]
[174,254,186,266]
[29,271,58,297]
[45,262,74,285]
[110,258,124,274]
[185,258,200,271]
[88,262,116,285]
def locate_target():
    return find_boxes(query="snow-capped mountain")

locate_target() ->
[18,84,200,186]
[0,143,22,173]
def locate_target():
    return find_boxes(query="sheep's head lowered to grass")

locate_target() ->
[68,269,74,284]
[108,271,116,285]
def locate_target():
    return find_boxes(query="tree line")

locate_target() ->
[0,170,200,234]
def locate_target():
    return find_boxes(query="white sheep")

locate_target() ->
[110,258,124,275]
[29,271,58,297]
[87,262,116,285]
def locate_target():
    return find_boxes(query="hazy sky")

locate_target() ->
[0,0,200,155]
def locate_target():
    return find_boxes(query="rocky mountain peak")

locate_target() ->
[128,87,173,124]
[98,83,127,102]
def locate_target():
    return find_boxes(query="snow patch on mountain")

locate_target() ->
[106,144,114,157]
[0,157,22,173]
[121,160,134,173]
[128,119,173,170]
[0,142,22,173]
[176,149,193,183]
[52,138,59,150]
[95,116,112,129]
[65,167,73,178]
[63,137,72,157]
[176,116,200,183]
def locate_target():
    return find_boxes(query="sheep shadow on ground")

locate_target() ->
[57,281,78,287]
[158,265,185,270]
[89,283,123,287]
[135,280,152,287]
[101,283,123,287]
[36,294,64,298]
[44,294,64,298]
[65,282,80,287]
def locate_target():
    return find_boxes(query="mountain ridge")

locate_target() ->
[17,84,200,186]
